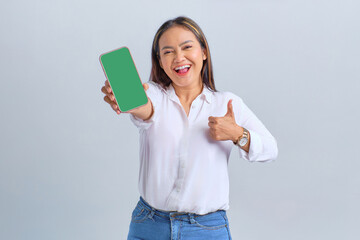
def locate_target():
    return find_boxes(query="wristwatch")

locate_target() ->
[234,128,249,147]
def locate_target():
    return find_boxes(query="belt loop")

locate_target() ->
[148,208,155,222]
[188,213,196,224]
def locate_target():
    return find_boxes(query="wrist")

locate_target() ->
[232,125,244,144]
[234,127,250,147]
[130,99,153,120]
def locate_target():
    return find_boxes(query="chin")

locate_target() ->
[172,77,201,88]
[172,80,193,88]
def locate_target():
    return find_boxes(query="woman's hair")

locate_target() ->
[150,16,216,92]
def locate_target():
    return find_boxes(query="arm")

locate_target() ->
[235,97,278,162]
[208,98,278,162]
[208,99,250,152]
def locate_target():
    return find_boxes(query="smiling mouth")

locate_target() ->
[174,65,191,74]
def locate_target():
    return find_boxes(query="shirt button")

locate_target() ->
[176,187,181,192]
[191,105,196,108]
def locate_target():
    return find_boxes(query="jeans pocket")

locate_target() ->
[131,204,151,223]
[193,212,227,230]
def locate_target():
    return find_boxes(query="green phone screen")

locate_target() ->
[100,47,148,112]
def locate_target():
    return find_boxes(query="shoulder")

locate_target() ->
[147,81,162,92]
[212,90,244,105]
[145,81,165,100]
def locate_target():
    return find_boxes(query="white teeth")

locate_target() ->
[175,65,190,70]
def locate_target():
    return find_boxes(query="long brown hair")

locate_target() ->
[150,16,216,92]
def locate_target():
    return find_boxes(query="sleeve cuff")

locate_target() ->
[238,129,277,162]
[129,100,158,130]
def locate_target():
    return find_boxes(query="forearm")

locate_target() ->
[130,100,154,121]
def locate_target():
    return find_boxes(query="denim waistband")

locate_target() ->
[138,196,225,220]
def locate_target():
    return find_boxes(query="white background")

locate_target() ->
[1,0,359,239]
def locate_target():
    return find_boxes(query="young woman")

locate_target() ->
[101,16,278,240]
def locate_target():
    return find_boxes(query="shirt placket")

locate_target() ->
[165,95,192,209]
[166,96,205,210]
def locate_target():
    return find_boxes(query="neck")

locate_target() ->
[172,80,203,103]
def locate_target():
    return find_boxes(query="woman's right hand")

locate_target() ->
[101,80,154,120]
[101,80,121,114]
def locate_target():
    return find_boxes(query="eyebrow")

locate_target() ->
[161,40,194,51]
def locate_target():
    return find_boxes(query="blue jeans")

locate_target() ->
[127,197,232,240]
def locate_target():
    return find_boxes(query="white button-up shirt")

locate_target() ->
[130,81,278,215]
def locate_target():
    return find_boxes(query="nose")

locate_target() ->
[174,51,185,63]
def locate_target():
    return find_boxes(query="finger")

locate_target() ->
[225,99,234,118]
[102,86,115,101]
[104,95,114,105]
[109,100,119,112]
[208,116,217,123]
[105,80,112,93]
[143,83,149,91]
[104,95,121,114]
[104,95,117,108]
[108,92,115,101]
[209,129,218,140]
[111,103,119,112]
[101,86,108,95]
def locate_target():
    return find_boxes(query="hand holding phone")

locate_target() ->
[101,80,151,116]
[100,47,148,112]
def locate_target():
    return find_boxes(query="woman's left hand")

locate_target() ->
[208,99,243,142]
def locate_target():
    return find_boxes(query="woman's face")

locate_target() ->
[158,25,206,89]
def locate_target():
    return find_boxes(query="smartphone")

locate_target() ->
[99,47,148,112]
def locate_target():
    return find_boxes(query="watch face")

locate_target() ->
[239,138,248,147]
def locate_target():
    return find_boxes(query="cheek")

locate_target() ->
[160,58,171,70]
[191,51,204,65]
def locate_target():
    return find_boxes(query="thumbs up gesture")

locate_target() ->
[208,99,242,142]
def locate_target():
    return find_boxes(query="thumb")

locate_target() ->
[225,99,234,118]
[143,83,149,91]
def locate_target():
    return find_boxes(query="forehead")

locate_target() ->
[158,25,198,46]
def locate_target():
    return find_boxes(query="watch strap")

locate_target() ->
[234,127,249,146]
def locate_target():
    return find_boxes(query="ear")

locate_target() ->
[202,48,207,61]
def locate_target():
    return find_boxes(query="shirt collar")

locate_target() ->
[202,86,213,104]
[163,84,213,104]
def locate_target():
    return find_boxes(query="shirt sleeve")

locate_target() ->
[231,94,278,162]
[129,81,161,130]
